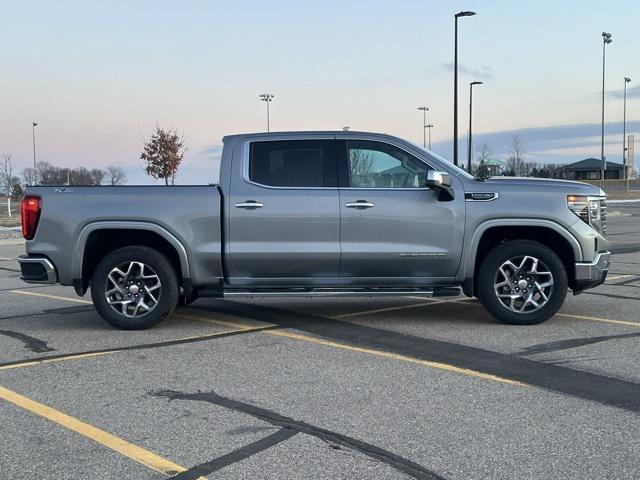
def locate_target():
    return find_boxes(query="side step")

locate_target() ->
[221,287,461,298]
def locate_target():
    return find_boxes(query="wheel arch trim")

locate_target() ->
[461,219,583,284]
[72,221,191,287]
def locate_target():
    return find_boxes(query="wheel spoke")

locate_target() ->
[105,261,162,319]
[494,254,554,314]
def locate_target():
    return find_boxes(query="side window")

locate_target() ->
[249,140,336,187]
[345,141,431,188]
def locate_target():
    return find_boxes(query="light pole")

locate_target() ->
[468,81,482,174]
[600,32,612,181]
[453,10,476,166]
[259,93,274,132]
[426,124,434,150]
[417,106,429,147]
[623,77,631,179]
[32,122,38,182]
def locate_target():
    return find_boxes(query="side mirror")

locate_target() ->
[424,171,454,201]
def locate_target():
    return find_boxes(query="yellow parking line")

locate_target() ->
[10,289,93,304]
[0,386,205,479]
[0,351,114,371]
[8,289,525,385]
[606,274,635,282]
[556,313,640,327]
[0,256,14,261]
[266,329,526,387]
[331,297,469,319]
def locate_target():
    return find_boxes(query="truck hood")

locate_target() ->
[479,176,604,195]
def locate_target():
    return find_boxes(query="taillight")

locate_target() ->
[21,196,41,240]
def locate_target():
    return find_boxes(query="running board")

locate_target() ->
[221,287,461,298]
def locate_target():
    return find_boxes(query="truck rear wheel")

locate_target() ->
[477,240,567,325]
[91,246,179,329]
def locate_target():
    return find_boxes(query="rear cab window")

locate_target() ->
[248,140,337,187]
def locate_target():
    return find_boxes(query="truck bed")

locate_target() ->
[24,185,223,288]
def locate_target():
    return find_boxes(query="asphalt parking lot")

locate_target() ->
[0,203,639,480]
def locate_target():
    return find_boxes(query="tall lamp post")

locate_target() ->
[32,122,38,183]
[259,93,274,132]
[426,124,434,150]
[417,106,429,147]
[467,81,483,174]
[453,10,476,166]
[600,32,612,181]
[623,77,631,179]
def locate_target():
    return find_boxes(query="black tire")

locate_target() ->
[91,246,179,330]
[477,240,568,325]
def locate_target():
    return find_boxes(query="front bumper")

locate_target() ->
[573,251,611,293]
[18,255,58,284]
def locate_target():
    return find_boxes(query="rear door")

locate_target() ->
[337,139,464,281]
[226,138,340,282]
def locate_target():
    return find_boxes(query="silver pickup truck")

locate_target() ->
[18,131,610,329]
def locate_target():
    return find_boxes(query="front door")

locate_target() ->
[337,139,465,281]
[227,138,340,282]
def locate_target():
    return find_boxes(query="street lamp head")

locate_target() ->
[259,93,274,102]
[455,10,476,17]
[32,122,38,127]
[471,81,483,86]
[417,106,429,111]
[625,77,631,83]
[602,32,612,44]
[426,124,434,128]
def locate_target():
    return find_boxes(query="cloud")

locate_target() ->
[608,83,640,100]
[442,62,495,80]
[429,120,640,165]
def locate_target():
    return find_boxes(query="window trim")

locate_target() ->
[337,139,437,190]
[241,138,338,190]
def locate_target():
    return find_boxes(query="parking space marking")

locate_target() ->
[267,329,526,386]
[556,313,640,328]
[0,256,13,261]
[606,274,636,282]
[0,326,277,372]
[8,290,275,331]
[330,297,473,319]
[0,385,206,479]
[10,289,93,304]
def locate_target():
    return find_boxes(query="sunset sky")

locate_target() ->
[1,0,639,184]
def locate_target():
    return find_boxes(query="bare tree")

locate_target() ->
[506,135,526,176]
[474,144,495,177]
[22,167,37,186]
[91,168,105,186]
[105,165,127,185]
[0,153,16,217]
[141,126,186,185]
[349,149,375,186]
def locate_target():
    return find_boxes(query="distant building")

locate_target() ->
[559,158,624,180]
[476,158,504,177]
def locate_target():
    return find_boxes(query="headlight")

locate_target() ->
[567,195,606,235]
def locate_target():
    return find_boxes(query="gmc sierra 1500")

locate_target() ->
[18,131,610,329]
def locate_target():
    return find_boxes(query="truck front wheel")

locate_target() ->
[477,240,568,325]
[91,246,179,329]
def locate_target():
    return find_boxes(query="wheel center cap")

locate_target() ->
[517,279,528,290]
[129,285,140,295]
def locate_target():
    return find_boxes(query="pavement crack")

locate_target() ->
[0,329,55,353]
[516,332,640,356]
[166,426,297,480]
[150,389,446,480]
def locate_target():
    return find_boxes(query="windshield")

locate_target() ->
[409,142,475,180]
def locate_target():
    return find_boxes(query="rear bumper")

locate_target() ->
[573,251,611,292]
[18,255,58,284]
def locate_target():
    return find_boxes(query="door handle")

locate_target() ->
[235,201,264,209]
[345,201,375,209]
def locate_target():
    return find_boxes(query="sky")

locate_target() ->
[1,0,639,184]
